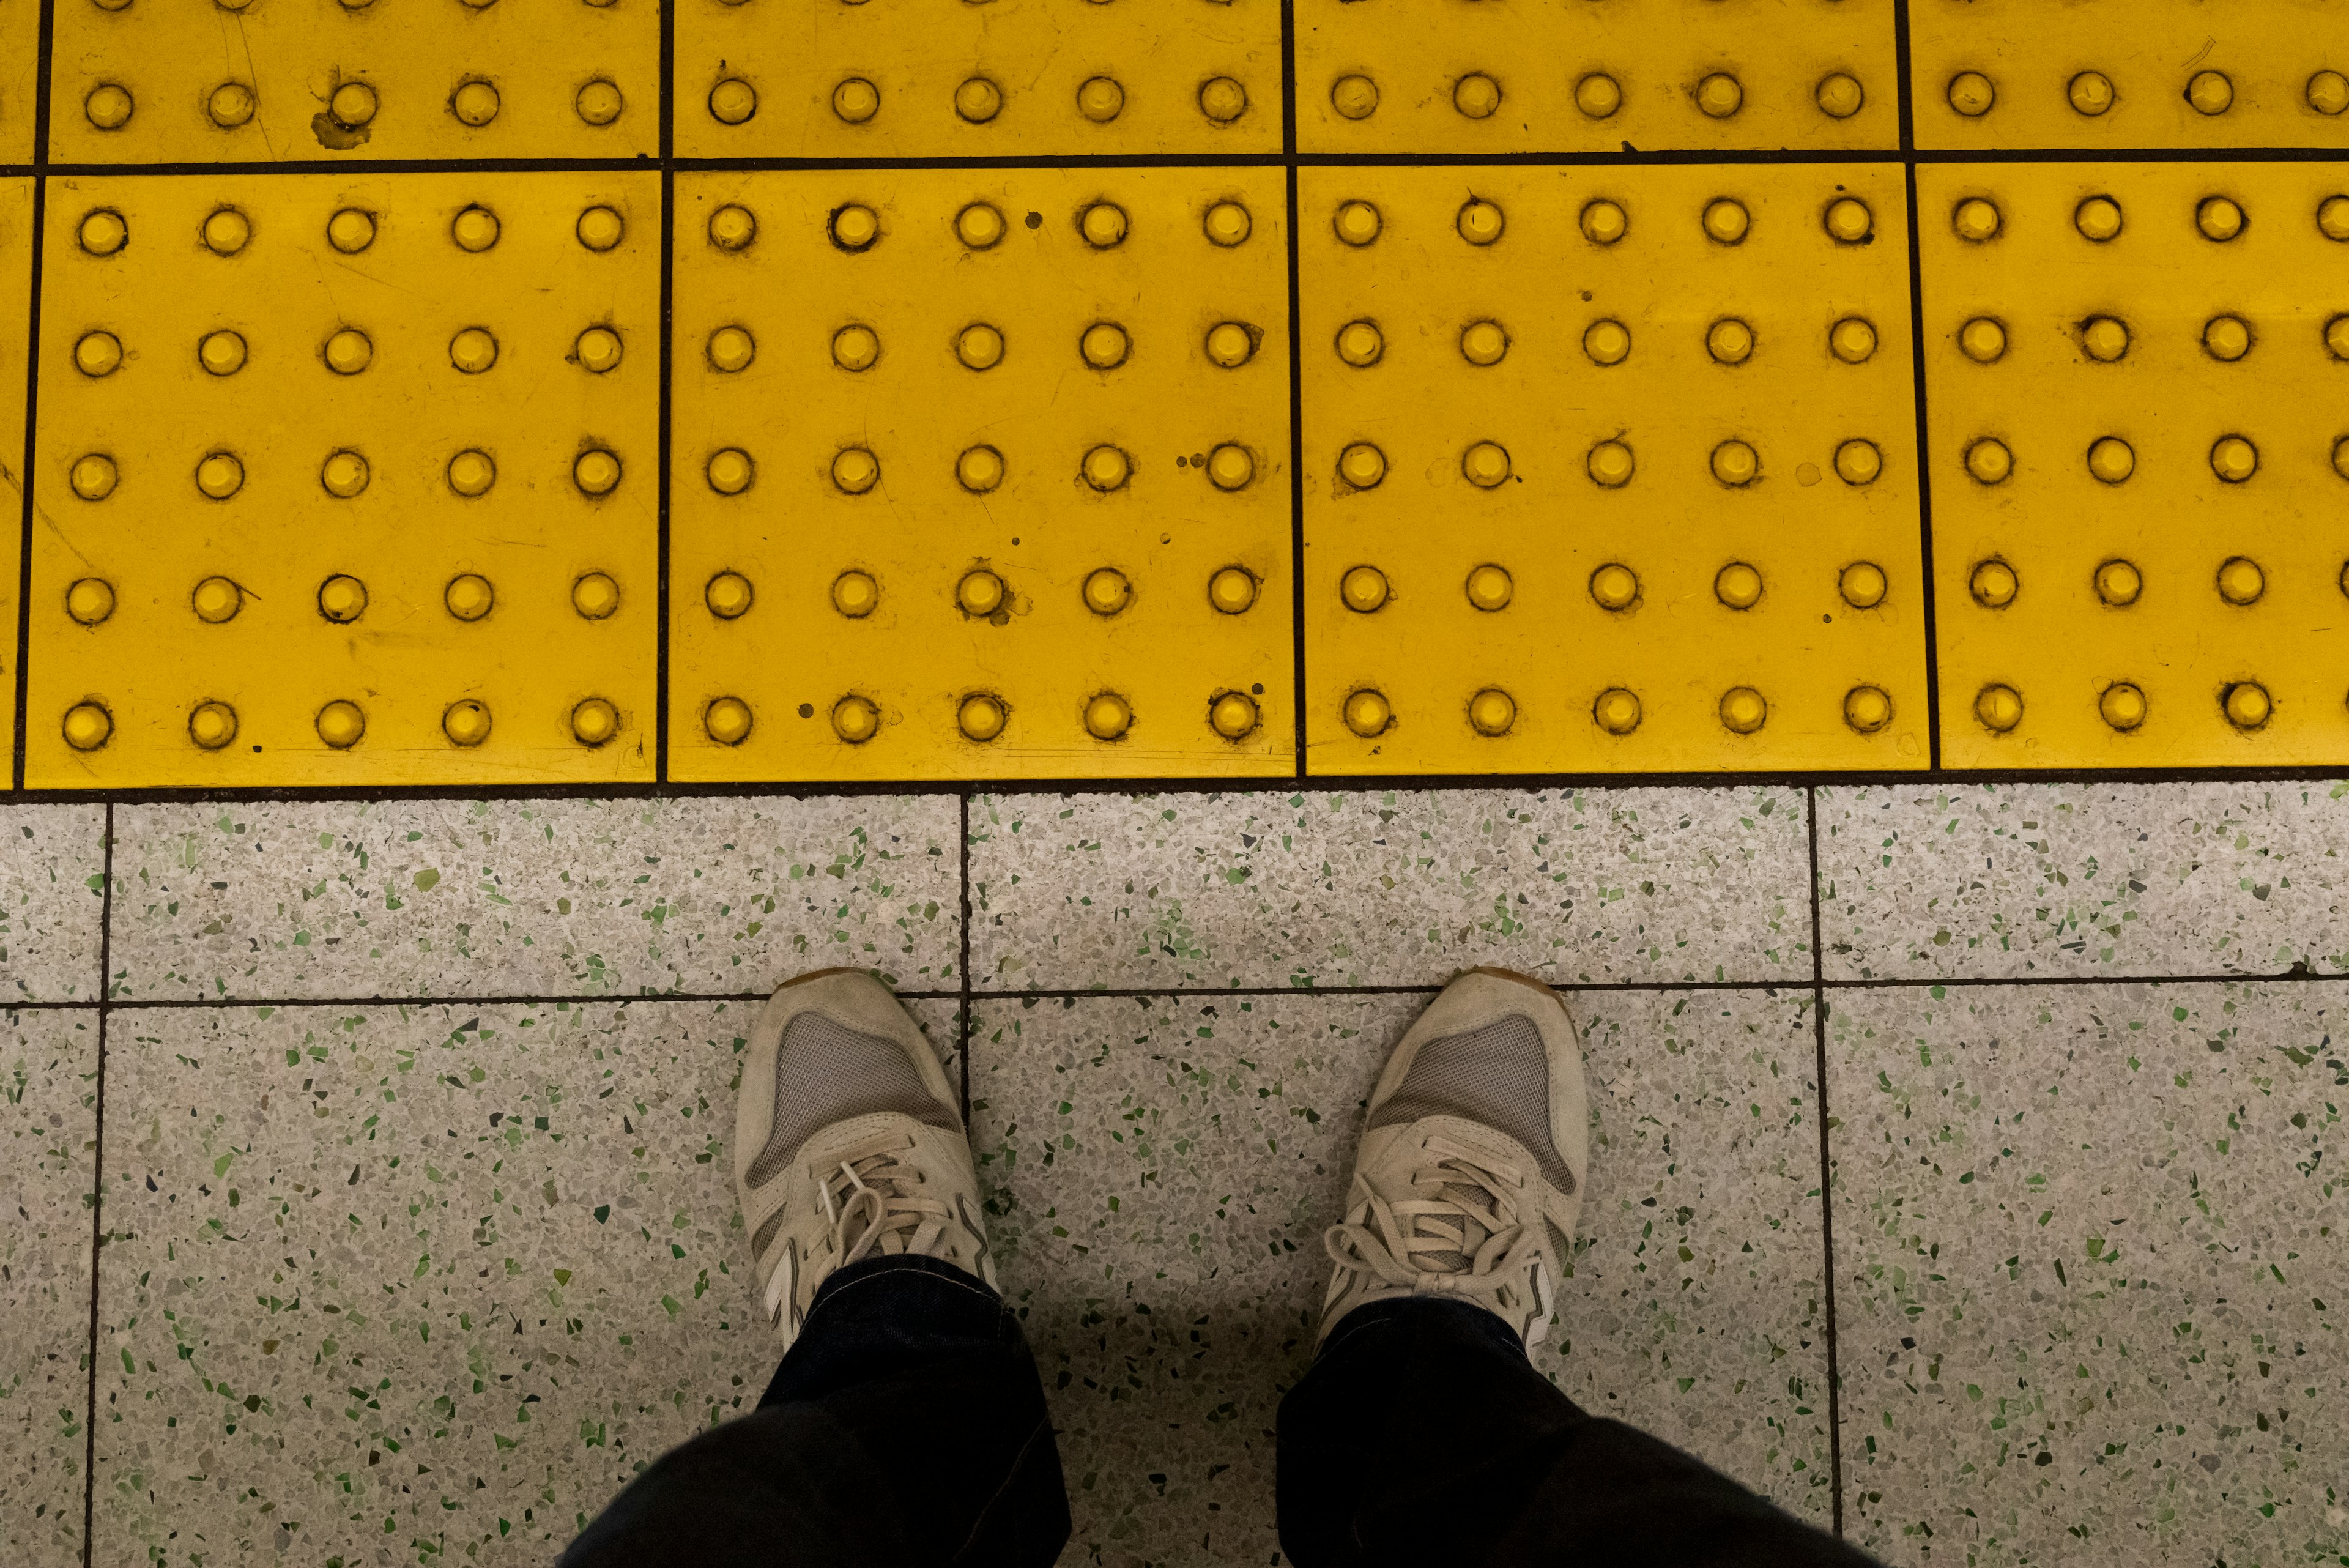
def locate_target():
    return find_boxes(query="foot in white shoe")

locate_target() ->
[734,968,994,1348]
[1319,967,1589,1348]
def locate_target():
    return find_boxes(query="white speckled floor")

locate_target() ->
[2,786,2343,1567]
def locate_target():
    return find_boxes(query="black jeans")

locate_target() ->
[563,1255,1878,1568]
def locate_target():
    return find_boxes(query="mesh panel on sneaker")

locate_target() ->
[745,1011,957,1189]
[1368,1014,1576,1195]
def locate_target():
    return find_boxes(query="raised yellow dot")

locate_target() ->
[1335,320,1384,367]
[1083,568,1132,615]
[84,84,134,131]
[958,568,1006,617]
[708,205,757,254]
[2069,71,2115,116]
[2322,196,2349,242]
[577,79,624,125]
[1077,76,1126,122]
[830,204,880,250]
[956,202,1005,250]
[1206,322,1255,368]
[2192,196,2244,243]
[1718,686,1767,734]
[1829,317,1877,364]
[1958,317,2007,363]
[1816,72,1865,119]
[447,449,496,497]
[956,323,1004,371]
[1464,563,1513,612]
[1714,561,1763,609]
[1208,566,1259,614]
[1710,439,1759,486]
[707,447,755,495]
[1467,688,1516,736]
[819,570,869,619]
[1211,691,1262,740]
[2087,436,2136,483]
[1205,202,1252,246]
[195,451,244,500]
[956,445,1004,493]
[1200,75,1250,124]
[1696,72,1743,117]
[1338,442,1386,489]
[2187,70,2233,116]
[2203,314,2252,362]
[1707,318,1754,365]
[574,448,622,496]
[709,78,757,125]
[202,208,250,256]
[1589,562,1639,610]
[443,700,492,747]
[706,571,755,619]
[2094,559,2142,606]
[705,697,753,745]
[198,329,246,377]
[1463,442,1512,488]
[956,78,1003,124]
[1457,199,1505,246]
[193,576,243,623]
[832,696,880,744]
[1839,561,1888,609]
[1080,322,1129,369]
[78,209,128,256]
[1073,204,1130,253]
[71,454,118,500]
[1340,565,1390,612]
[1206,444,1255,491]
[74,330,122,377]
[958,693,1008,741]
[1947,71,1995,116]
[207,81,255,128]
[1835,439,1882,485]
[188,702,238,751]
[1702,198,1750,245]
[2099,683,2147,732]
[451,79,501,126]
[1576,73,1622,119]
[826,324,879,372]
[317,574,368,623]
[1335,201,1382,247]
[1331,73,1379,121]
[571,698,620,746]
[1579,199,1628,245]
[833,76,879,123]
[1460,320,1508,366]
[66,578,116,625]
[63,703,114,751]
[2335,436,2349,479]
[321,449,369,498]
[448,327,498,374]
[325,328,373,376]
[1969,559,2018,608]
[576,206,625,253]
[327,207,376,253]
[1583,318,1631,366]
[1844,686,1893,735]
[1825,198,1874,243]
[1594,688,1642,735]
[2224,682,2271,730]
[1082,445,1130,492]
[327,81,377,130]
[2074,195,2123,242]
[2216,555,2265,604]
[451,206,500,253]
[1973,684,2022,733]
[2080,316,2129,362]
[573,573,621,619]
[1953,198,2001,242]
[2310,70,2349,116]
[2211,436,2258,483]
[1454,73,1501,119]
[708,325,755,372]
[316,699,366,749]
[1587,440,1634,488]
[1965,438,2013,485]
[1084,693,1134,740]
[1341,689,1390,738]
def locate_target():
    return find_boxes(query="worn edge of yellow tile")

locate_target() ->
[667,168,1296,784]
[1295,0,1899,154]
[1910,0,2349,151]
[1920,161,2349,767]
[26,171,659,787]
[1299,163,1929,776]
[0,178,28,779]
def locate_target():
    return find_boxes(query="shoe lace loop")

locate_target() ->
[759,1132,957,1328]
[1323,1133,1536,1302]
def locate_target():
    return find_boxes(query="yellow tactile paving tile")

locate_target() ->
[1297,0,1898,155]
[1,0,35,163]
[669,169,1293,782]
[1924,163,2349,768]
[677,0,1280,159]
[48,0,659,163]
[0,179,28,775]
[27,172,658,787]
[1911,0,2349,150]
[1300,165,1927,775]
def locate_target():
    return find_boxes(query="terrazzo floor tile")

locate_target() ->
[1818,783,2349,983]
[91,995,960,1567]
[1828,981,2348,1567]
[1,1008,102,1568]
[969,789,1810,992]
[967,985,1831,1562]
[108,797,962,1002]
[0,804,109,1002]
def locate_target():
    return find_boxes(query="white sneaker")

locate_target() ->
[734,968,993,1348]
[1319,968,1590,1349]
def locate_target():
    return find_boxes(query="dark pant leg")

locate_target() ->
[1278,1297,1877,1568]
[562,1255,1069,1568]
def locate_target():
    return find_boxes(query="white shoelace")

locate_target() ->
[1323,1134,1539,1303]
[760,1132,959,1327]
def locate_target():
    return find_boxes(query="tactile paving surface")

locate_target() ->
[1923,163,2349,768]
[669,169,1293,782]
[0,0,34,163]
[1301,165,1926,773]
[28,173,659,787]
[0,178,26,773]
